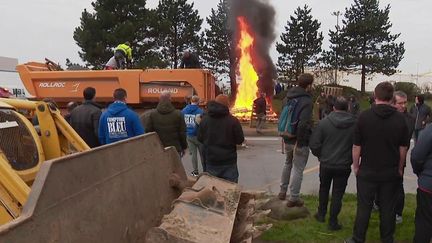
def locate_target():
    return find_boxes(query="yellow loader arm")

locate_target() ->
[0,99,260,242]
[0,98,89,224]
[0,154,29,224]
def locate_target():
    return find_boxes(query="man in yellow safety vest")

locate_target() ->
[105,42,132,69]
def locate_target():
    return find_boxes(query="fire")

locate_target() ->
[233,16,259,110]
[230,16,278,123]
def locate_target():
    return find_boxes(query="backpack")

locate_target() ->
[278,98,302,138]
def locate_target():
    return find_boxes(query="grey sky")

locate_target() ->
[0,0,430,75]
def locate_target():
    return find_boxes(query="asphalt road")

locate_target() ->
[182,136,418,195]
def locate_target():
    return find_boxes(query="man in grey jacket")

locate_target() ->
[309,96,356,231]
[411,124,432,243]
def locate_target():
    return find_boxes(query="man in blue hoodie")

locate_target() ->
[182,95,204,176]
[98,88,144,145]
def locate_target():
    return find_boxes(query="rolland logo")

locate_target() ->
[39,82,66,88]
[147,88,179,94]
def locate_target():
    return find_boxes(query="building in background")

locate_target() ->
[0,56,27,98]
[313,69,432,92]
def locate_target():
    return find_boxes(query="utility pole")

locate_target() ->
[332,11,341,85]
[416,63,419,86]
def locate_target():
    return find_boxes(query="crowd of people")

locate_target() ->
[276,74,431,243]
[316,92,360,119]
[62,87,244,183]
[58,71,432,243]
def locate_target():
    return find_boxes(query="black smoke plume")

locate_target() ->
[229,0,277,102]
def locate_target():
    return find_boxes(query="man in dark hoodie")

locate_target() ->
[316,92,327,120]
[98,88,144,145]
[409,94,431,142]
[309,96,356,231]
[182,95,204,176]
[70,87,102,148]
[179,51,201,69]
[278,73,314,207]
[374,91,416,220]
[198,94,244,183]
[411,124,432,243]
[145,91,187,155]
[345,82,409,243]
[348,96,360,117]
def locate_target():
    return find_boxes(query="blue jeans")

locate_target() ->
[280,144,310,201]
[206,164,239,183]
[114,50,126,69]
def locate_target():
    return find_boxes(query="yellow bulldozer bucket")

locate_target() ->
[0,133,255,242]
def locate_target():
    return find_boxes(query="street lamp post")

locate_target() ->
[416,63,419,86]
[332,11,341,85]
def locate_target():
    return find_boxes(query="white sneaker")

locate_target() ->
[372,202,379,211]
[396,215,403,224]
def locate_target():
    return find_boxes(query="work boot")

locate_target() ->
[314,212,325,223]
[278,191,286,200]
[286,198,304,208]
[328,221,342,231]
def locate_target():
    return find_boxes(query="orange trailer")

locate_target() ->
[17,62,216,107]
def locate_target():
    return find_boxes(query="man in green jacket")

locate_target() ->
[145,91,187,155]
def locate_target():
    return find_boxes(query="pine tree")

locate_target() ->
[326,0,405,93]
[65,58,88,70]
[276,5,323,80]
[156,0,203,68]
[73,0,163,69]
[202,0,236,95]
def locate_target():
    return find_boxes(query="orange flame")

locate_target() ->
[234,16,259,110]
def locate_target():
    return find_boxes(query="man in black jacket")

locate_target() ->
[64,101,78,124]
[391,91,415,224]
[198,94,244,183]
[348,96,360,116]
[310,96,356,231]
[409,94,431,142]
[179,51,201,69]
[70,87,102,148]
[278,73,314,207]
[253,92,266,134]
[345,82,409,243]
